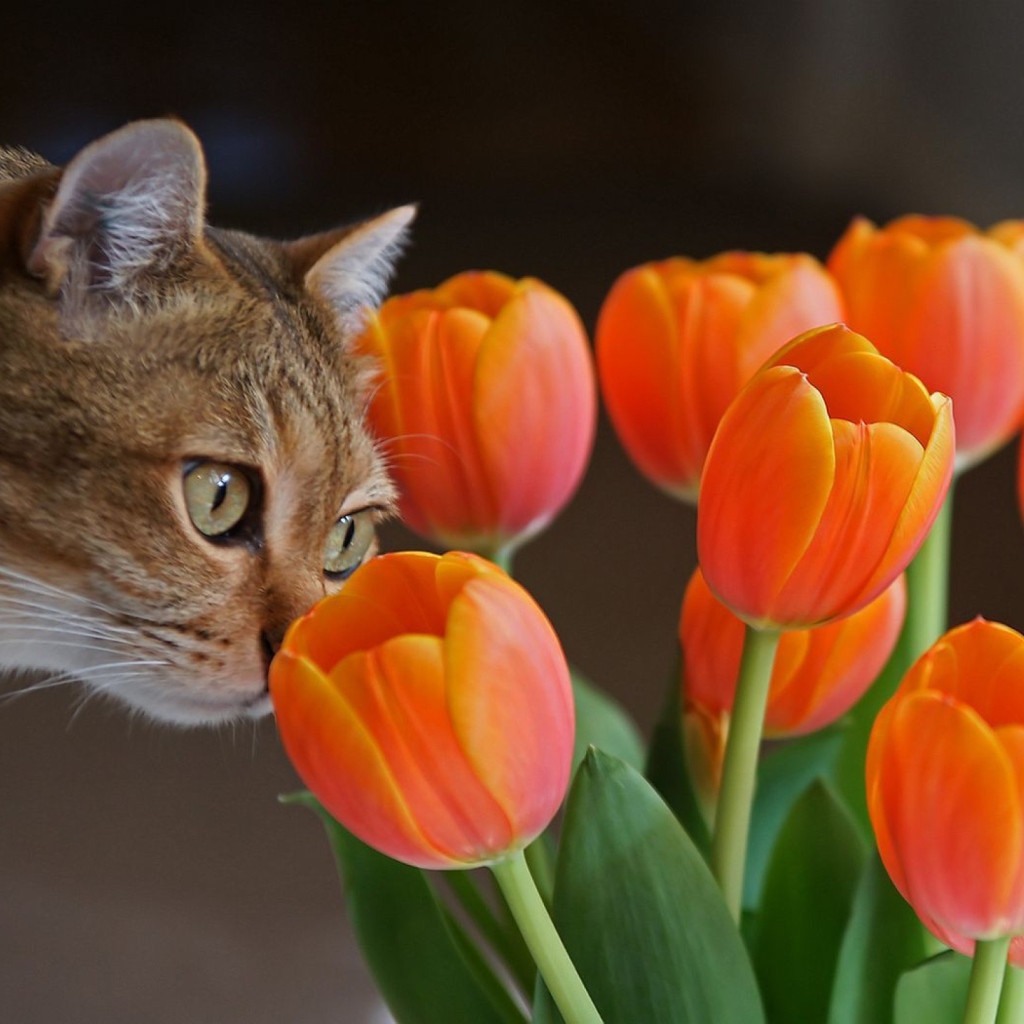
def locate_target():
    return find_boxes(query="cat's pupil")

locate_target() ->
[324,509,376,579]
[210,479,228,513]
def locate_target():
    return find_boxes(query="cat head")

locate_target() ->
[0,119,414,725]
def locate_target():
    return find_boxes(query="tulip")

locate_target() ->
[595,251,843,500]
[829,215,1024,469]
[867,619,1024,975]
[697,323,954,630]
[355,272,596,557]
[680,569,905,816]
[270,550,575,870]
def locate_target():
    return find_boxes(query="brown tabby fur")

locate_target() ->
[0,120,413,724]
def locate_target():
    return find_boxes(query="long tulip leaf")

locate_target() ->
[894,951,972,1024]
[534,749,764,1023]
[744,726,846,909]
[828,853,935,1024]
[282,792,524,1024]
[752,779,866,1024]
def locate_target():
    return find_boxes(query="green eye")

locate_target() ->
[324,510,376,579]
[183,462,251,538]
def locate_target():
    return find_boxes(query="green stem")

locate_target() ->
[491,850,604,1024]
[524,833,556,909]
[964,937,1011,1024]
[904,484,954,661]
[710,625,781,923]
[446,870,536,994]
[481,544,515,575]
[996,962,1024,1024]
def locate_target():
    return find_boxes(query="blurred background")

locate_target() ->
[2,2,1024,1020]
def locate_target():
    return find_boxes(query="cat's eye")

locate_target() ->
[183,461,252,538]
[324,510,376,579]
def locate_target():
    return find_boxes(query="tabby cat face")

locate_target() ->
[0,120,413,724]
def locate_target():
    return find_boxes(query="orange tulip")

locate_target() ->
[269,550,574,870]
[829,215,1024,468]
[596,252,843,500]
[680,568,904,823]
[355,271,596,554]
[867,619,1024,959]
[697,324,954,630]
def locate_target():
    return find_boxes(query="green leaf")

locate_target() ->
[282,793,523,1024]
[828,853,934,1024]
[534,749,765,1024]
[571,669,645,773]
[752,780,866,1024]
[644,660,712,855]
[894,951,972,1024]
[744,727,845,909]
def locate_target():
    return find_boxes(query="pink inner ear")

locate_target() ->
[28,119,207,287]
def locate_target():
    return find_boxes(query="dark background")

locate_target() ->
[3,3,1024,1021]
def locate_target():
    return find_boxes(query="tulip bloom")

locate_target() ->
[829,215,1024,468]
[680,568,904,824]
[596,252,843,500]
[867,619,1024,962]
[355,272,596,554]
[270,550,575,869]
[697,324,954,630]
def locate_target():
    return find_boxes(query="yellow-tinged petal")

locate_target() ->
[270,651,443,868]
[875,692,1024,938]
[772,420,922,625]
[338,634,514,864]
[445,574,574,843]
[698,366,835,627]
[474,281,595,538]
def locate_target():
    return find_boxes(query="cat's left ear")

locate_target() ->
[28,119,206,303]
[285,205,416,337]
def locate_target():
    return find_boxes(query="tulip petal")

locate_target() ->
[875,692,1023,939]
[270,651,442,868]
[474,282,595,539]
[296,552,447,671]
[733,258,844,380]
[336,634,514,864]
[858,395,955,603]
[904,237,1024,459]
[445,575,574,844]
[598,264,714,497]
[773,420,922,624]
[698,366,834,627]
[802,350,936,447]
[433,270,517,317]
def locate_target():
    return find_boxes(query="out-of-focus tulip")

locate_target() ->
[270,550,574,870]
[829,215,1024,469]
[355,271,596,555]
[680,568,905,823]
[595,252,843,500]
[697,324,954,630]
[867,619,1024,961]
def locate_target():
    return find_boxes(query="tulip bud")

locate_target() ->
[829,215,1024,469]
[596,252,843,500]
[867,619,1024,963]
[697,324,954,630]
[355,271,596,556]
[270,551,575,870]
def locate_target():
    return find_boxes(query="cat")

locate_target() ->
[0,118,414,726]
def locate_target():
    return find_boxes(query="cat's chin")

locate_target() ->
[106,684,274,728]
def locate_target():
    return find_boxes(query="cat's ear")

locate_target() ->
[27,119,206,302]
[286,205,416,336]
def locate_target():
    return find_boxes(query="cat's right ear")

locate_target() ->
[27,119,206,304]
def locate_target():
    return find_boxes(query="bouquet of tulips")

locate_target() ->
[270,218,1024,1024]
